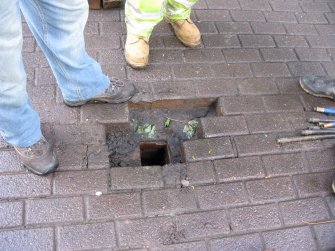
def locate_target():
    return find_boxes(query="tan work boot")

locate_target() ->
[167,18,201,48]
[125,33,149,69]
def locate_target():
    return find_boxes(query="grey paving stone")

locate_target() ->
[87,144,110,169]
[263,95,303,112]
[223,49,262,63]
[252,63,291,77]
[306,148,335,172]
[263,227,317,250]
[260,48,297,62]
[214,156,265,182]
[80,103,129,124]
[325,196,335,217]
[295,48,332,62]
[85,34,120,49]
[240,35,275,48]
[161,164,182,188]
[195,10,232,21]
[300,2,331,12]
[246,113,292,133]
[151,241,207,251]
[196,182,248,209]
[152,81,197,100]
[0,150,24,173]
[285,24,318,35]
[0,201,23,228]
[220,96,265,115]
[314,223,335,250]
[270,1,302,12]
[231,10,265,22]
[207,0,240,10]
[185,161,216,185]
[127,65,172,81]
[280,197,330,225]
[251,22,286,34]
[196,79,238,97]
[87,192,142,220]
[58,222,116,250]
[237,78,278,95]
[216,22,253,34]
[307,35,335,48]
[211,63,253,78]
[264,11,297,23]
[172,63,213,79]
[211,234,263,251]
[183,49,224,63]
[26,197,83,224]
[239,0,271,11]
[203,35,241,48]
[55,144,87,171]
[274,35,309,48]
[296,13,328,24]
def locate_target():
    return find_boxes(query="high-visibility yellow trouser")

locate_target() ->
[125,0,198,38]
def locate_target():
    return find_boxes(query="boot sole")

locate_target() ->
[24,160,59,176]
[299,78,334,100]
[64,95,134,107]
[125,53,148,70]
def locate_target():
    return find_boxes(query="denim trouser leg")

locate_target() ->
[0,0,110,147]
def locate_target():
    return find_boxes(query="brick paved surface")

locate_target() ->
[1,0,335,250]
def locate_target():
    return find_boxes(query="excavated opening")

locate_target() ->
[140,141,171,166]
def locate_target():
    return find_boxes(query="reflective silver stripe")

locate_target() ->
[126,0,164,20]
[170,0,195,9]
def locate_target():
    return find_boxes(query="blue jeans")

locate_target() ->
[0,0,110,147]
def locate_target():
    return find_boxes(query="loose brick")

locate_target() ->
[270,1,301,12]
[296,13,328,24]
[252,63,291,77]
[216,22,253,34]
[203,35,240,48]
[0,201,23,228]
[54,170,108,195]
[314,223,335,250]
[87,192,142,220]
[263,95,303,112]
[251,22,286,34]
[263,227,317,250]
[118,217,174,247]
[0,174,51,198]
[280,197,330,225]
[230,204,282,232]
[306,148,335,172]
[231,10,265,22]
[26,197,83,224]
[110,166,164,190]
[196,182,248,209]
[240,35,275,48]
[211,63,253,78]
[58,222,116,250]
[274,35,309,48]
[262,153,307,176]
[176,210,230,239]
[234,133,281,156]
[152,81,197,100]
[151,241,207,251]
[183,49,224,63]
[246,113,292,133]
[214,156,265,181]
[288,62,326,77]
[264,11,297,23]
[237,78,279,95]
[143,188,197,215]
[294,171,335,197]
[307,35,335,48]
[295,48,331,62]
[211,234,263,251]
[0,228,53,251]
[261,48,297,62]
[196,79,238,97]
[172,63,213,79]
[223,49,262,63]
[80,103,129,124]
[185,161,216,185]
[200,115,248,138]
[246,177,296,202]
[195,10,231,21]
[221,96,265,114]
[182,137,235,162]
[0,150,24,173]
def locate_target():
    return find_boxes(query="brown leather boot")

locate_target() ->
[125,33,149,69]
[167,18,201,48]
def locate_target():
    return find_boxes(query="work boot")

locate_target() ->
[14,137,58,176]
[125,33,149,69]
[332,178,335,193]
[64,79,136,107]
[167,18,201,48]
[299,76,335,100]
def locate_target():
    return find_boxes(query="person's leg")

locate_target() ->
[0,0,42,148]
[165,0,200,47]
[124,0,165,68]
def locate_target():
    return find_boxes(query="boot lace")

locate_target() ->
[108,79,125,95]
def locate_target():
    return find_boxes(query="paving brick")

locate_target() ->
[246,113,292,133]
[238,78,279,94]
[0,137,11,149]
[0,201,23,228]
[37,103,79,124]
[280,197,330,226]
[110,166,164,190]
[87,144,110,169]
[220,96,265,115]
[285,24,318,35]
[306,148,335,172]
[100,21,125,34]
[80,103,128,124]
[300,93,335,111]
[239,0,271,11]
[53,124,106,145]
[161,164,182,188]
[211,63,253,78]
[87,192,142,220]
[54,170,108,195]
[246,177,296,202]
[295,48,331,62]
[26,197,83,224]
[325,13,335,24]
[127,65,172,81]
[207,0,240,10]
[23,37,36,52]
[182,137,235,162]
[151,241,207,251]
[196,79,238,97]
[261,48,297,62]
[216,22,253,34]
[149,49,184,64]
[185,161,216,185]
[172,63,213,79]
[200,115,248,138]
[84,22,99,35]
[296,13,328,24]
[263,227,317,250]
[214,156,265,181]
[314,223,335,250]
[263,95,303,112]
[195,10,231,21]
[88,9,120,22]
[230,204,282,232]
[0,174,51,198]
[262,153,307,176]
[323,62,335,76]
[23,52,49,68]
[196,21,218,34]
[35,67,56,86]
[307,35,335,48]
[196,182,248,209]
[176,210,230,239]
[203,35,240,48]
[240,35,275,48]
[264,11,297,23]
[231,10,265,22]
[85,34,120,49]
[251,22,286,34]
[223,49,262,63]
[289,62,326,77]
[234,133,281,156]
[143,188,197,215]
[58,222,116,250]
[294,171,335,197]
[101,64,127,79]
[211,234,263,251]
[325,196,335,217]
[54,144,87,171]
[300,2,331,12]
[270,1,302,12]
[98,49,125,65]
[274,35,309,48]
[183,49,224,63]
[0,150,24,173]
[28,85,56,105]
[276,78,305,94]
[252,63,291,77]
[152,81,197,100]
[0,228,53,251]
[118,217,174,247]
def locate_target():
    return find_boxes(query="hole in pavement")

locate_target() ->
[106,100,217,167]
